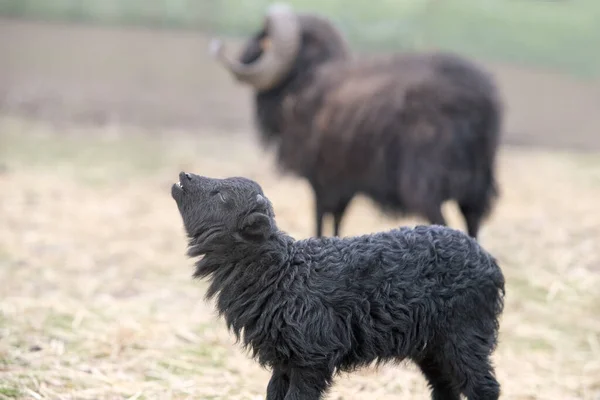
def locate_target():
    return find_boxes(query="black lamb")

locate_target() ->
[210,4,503,239]
[171,171,506,400]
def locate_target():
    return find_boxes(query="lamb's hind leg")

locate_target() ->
[284,367,332,400]
[442,337,500,400]
[416,353,461,400]
[459,356,500,400]
[266,368,290,400]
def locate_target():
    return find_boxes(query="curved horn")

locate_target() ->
[210,3,301,91]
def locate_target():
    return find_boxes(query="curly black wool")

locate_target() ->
[171,172,505,400]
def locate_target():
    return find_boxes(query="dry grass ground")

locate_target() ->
[1,116,599,400]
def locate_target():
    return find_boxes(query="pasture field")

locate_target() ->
[1,117,599,400]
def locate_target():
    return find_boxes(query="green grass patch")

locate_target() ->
[43,312,74,331]
[0,387,21,399]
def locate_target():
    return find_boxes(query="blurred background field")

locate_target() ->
[1,0,600,399]
[1,0,599,149]
[1,0,600,78]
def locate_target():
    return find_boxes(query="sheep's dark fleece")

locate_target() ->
[171,171,506,400]
[210,4,503,239]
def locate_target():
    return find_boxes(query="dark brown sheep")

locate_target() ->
[211,4,503,239]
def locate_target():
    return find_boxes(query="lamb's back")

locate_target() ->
[295,225,502,299]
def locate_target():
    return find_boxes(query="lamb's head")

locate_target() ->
[171,172,276,251]
[210,3,350,92]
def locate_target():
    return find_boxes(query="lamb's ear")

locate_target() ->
[255,194,268,209]
[239,194,273,240]
[240,211,273,241]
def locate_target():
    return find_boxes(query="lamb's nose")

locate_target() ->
[184,173,192,180]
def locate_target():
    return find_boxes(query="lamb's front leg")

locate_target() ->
[284,367,332,400]
[266,368,289,400]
